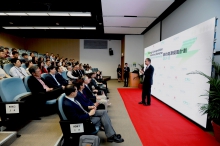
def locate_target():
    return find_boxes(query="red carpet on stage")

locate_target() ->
[118,88,220,146]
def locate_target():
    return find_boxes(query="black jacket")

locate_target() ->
[28,76,47,94]
[55,73,68,86]
[44,74,62,89]
[143,65,154,86]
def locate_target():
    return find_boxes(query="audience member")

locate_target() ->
[11,51,19,59]
[45,60,51,69]
[38,61,48,74]
[25,60,33,75]
[10,48,17,57]
[55,66,69,86]
[22,53,29,62]
[0,48,10,68]
[63,85,124,143]
[0,68,11,79]
[28,66,64,100]
[67,66,78,81]
[28,52,34,60]
[72,64,81,77]
[44,66,65,89]
[61,61,67,71]
[9,58,28,79]
[32,56,37,64]
[3,47,10,57]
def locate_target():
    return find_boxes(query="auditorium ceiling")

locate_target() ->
[0,0,185,39]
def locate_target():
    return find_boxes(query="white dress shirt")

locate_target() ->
[9,66,28,79]
[0,68,6,78]
[67,71,78,79]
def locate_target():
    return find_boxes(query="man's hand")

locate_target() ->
[88,106,96,110]
[46,88,53,92]
[89,109,96,116]
[93,89,98,92]
[62,86,65,89]
[94,102,99,107]
[139,70,144,74]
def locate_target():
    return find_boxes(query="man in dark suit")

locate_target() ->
[124,63,130,87]
[55,66,69,86]
[44,66,65,89]
[72,64,80,78]
[139,58,154,106]
[62,85,124,143]
[28,66,64,101]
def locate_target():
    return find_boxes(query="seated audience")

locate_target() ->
[85,67,92,74]
[0,48,10,68]
[38,61,48,74]
[3,47,10,58]
[61,61,67,71]
[25,60,33,75]
[72,64,81,77]
[22,53,29,63]
[67,66,78,81]
[0,68,11,79]
[44,66,65,89]
[38,57,44,62]
[63,85,124,143]
[79,63,85,75]
[28,66,64,101]
[10,48,17,57]
[45,60,51,69]
[28,52,34,61]
[90,72,107,95]
[11,51,19,59]
[50,53,55,62]
[32,56,37,64]
[9,58,28,79]
[55,66,69,86]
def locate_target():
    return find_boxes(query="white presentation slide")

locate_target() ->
[144,18,216,128]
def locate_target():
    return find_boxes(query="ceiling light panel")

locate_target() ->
[33,27,49,29]
[69,12,91,16]
[81,27,96,30]
[49,27,65,29]
[6,13,27,16]
[3,27,19,29]
[27,13,48,16]
[0,13,7,15]
[18,27,34,29]
[48,13,70,16]
[65,27,81,29]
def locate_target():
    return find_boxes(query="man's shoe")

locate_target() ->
[107,134,124,143]
[116,134,122,139]
[138,101,143,104]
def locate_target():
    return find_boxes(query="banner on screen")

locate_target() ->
[144,18,216,128]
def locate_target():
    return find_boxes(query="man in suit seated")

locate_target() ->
[90,72,107,96]
[63,85,124,143]
[44,65,66,89]
[67,66,78,82]
[9,58,28,79]
[72,64,81,78]
[28,66,64,102]
[55,66,70,86]
[83,76,110,109]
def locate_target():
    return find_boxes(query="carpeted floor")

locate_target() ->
[118,88,220,146]
[10,80,142,146]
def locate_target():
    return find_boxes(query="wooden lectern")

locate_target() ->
[129,72,140,87]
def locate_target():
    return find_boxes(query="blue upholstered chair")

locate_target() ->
[57,93,99,145]
[3,63,13,75]
[21,63,27,69]
[41,73,48,79]
[0,77,31,102]
[61,71,69,81]
[23,76,56,106]
[0,78,32,130]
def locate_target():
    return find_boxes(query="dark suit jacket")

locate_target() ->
[63,97,90,122]
[72,70,80,77]
[44,74,62,89]
[79,69,85,75]
[55,73,68,86]
[124,67,130,76]
[75,91,94,109]
[28,76,47,94]
[143,65,154,86]
[83,85,96,102]
[90,78,100,90]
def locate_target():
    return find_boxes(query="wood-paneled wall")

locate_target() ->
[25,38,80,60]
[0,32,25,49]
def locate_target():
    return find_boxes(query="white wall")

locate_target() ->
[124,35,144,71]
[80,39,121,79]
[162,0,220,51]
[144,22,161,48]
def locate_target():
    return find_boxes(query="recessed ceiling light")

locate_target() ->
[0,13,7,15]
[3,27,19,29]
[69,12,91,17]
[33,27,49,29]
[48,13,70,16]
[6,13,27,16]
[81,27,96,30]
[99,23,102,25]
[9,22,13,24]
[65,27,81,29]
[27,13,48,16]
[18,27,35,29]
[49,27,65,29]
[56,23,59,25]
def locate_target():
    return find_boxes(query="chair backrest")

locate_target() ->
[57,93,68,120]
[21,63,27,69]
[0,78,28,102]
[61,71,69,81]
[3,63,13,75]
[41,73,48,79]
[24,76,31,92]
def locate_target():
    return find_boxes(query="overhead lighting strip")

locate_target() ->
[0,12,91,17]
[3,26,96,30]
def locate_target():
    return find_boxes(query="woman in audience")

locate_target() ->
[38,57,44,62]
[61,61,67,71]
[117,64,122,82]
[0,68,11,79]
[37,61,48,74]
[25,60,33,75]
[32,56,38,64]
[85,67,92,74]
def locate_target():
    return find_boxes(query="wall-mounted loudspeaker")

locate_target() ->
[109,48,114,56]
